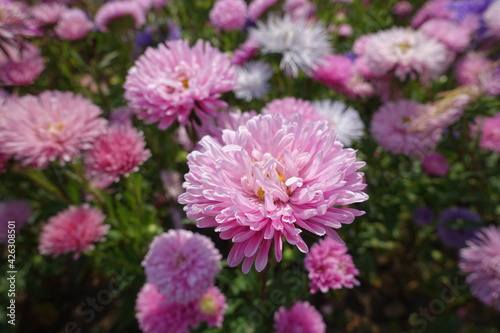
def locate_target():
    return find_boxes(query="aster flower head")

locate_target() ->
[124,39,236,130]
[310,54,354,92]
[392,1,413,17]
[55,8,93,41]
[0,41,44,86]
[179,114,368,273]
[31,3,66,26]
[459,226,500,311]
[283,0,316,21]
[411,0,454,28]
[209,0,248,31]
[364,27,449,82]
[274,301,326,333]
[85,124,151,183]
[483,0,500,37]
[455,52,493,86]
[471,113,500,152]
[370,100,441,156]
[95,0,146,32]
[422,152,450,176]
[250,15,332,77]
[0,200,32,243]
[232,38,260,66]
[195,109,258,144]
[198,287,227,328]
[39,205,109,259]
[305,237,360,293]
[437,207,482,248]
[142,229,222,304]
[135,283,201,333]
[262,97,325,122]
[419,19,471,52]
[234,61,272,102]
[0,91,106,169]
[248,0,278,21]
[0,1,39,39]
[312,100,364,146]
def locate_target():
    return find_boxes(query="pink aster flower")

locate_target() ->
[411,0,454,28]
[198,286,227,328]
[0,1,39,39]
[0,200,32,243]
[55,8,93,41]
[232,38,259,66]
[364,27,449,82]
[31,3,66,26]
[284,0,316,21]
[305,237,360,293]
[370,100,442,156]
[262,97,325,122]
[0,91,106,169]
[39,205,109,259]
[124,39,236,130]
[274,301,326,333]
[337,23,353,37]
[455,52,493,86]
[179,114,368,273]
[135,283,201,333]
[142,229,222,304]
[85,124,151,183]
[248,0,278,21]
[471,113,500,152]
[353,34,373,56]
[195,109,258,144]
[209,0,247,31]
[392,1,413,17]
[483,0,500,38]
[95,0,146,32]
[0,41,44,86]
[422,152,450,176]
[420,19,471,52]
[311,55,354,93]
[459,226,500,311]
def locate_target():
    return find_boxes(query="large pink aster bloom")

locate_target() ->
[370,100,441,156]
[364,27,449,82]
[198,286,227,328]
[124,39,236,130]
[39,205,109,259]
[305,237,360,293]
[135,283,201,333]
[0,200,32,243]
[420,19,471,52]
[209,0,247,31]
[459,226,500,311]
[179,114,368,273]
[0,91,106,169]
[142,229,222,304]
[262,97,325,122]
[85,124,151,183]
[274,301,326,333]
[55,8,93,41]
[0,41,44,86]
[95,0,146,32]
[471,113,500,152]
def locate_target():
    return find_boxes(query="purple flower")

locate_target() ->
[412,207,434,226]
[437,207,482,248]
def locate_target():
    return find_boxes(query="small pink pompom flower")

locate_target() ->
[209,0,248,31]
[0,91,106,169]
[85,124,151,183]
[455,53,493,86]
[39,205,109,259]
[422,152,450,176]
[0,200,32,243]
[274,301,326,333]
[0,41,45,86]
[142,229,222,304]
[471,113,500,152]
[124,39,236,130]
[459,226,500,311]
[198,286,227,328]
[179,114,368,273]
[55,8,93,41]
[262,97,325,122]
[135,283,201,333]
[305,237,360,293]
[95,0,146,32]
[420,19,471,53]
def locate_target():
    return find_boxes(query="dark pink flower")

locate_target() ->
[422,152,450,176]
[274,301,326,333]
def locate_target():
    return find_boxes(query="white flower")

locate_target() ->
[312,100,365,146]
[250,15,332,77]
[234,61,272,101]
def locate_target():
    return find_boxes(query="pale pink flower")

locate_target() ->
[0,91,106,169]
[55,8,93,41]
[0,1,39,39]
[420,19,471,52]
[483,0,500,38]
[305,237,360,293]
[353,34,373,56]
[198,286,227,328]
[39,205,109,259]
[455,52,493,86]
[209,0,247,31]
[142,229,222,304]
[337,23,353,37]
[274,301,326,333]
[411,0,454,28]
[31,3,66,26]
[248,0,278,21]
[422,152,450,176]
[284,0,316,21]
[179,114,368,273]
[195,109,258,144]
[471,113,500,152]
[95,0,146,32]
[0,41,44,86]
[392,1,413,17]
[262,97,325,122]
[124,39,236,130]
[0,200,32,243]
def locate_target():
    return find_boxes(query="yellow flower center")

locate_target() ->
[199,295,217,315]
[398,43,412,52]
[45,122,65,134]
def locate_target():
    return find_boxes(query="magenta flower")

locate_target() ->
[39,205,109,259]
[85,124,151,183]
[135,283,201,333]
[0,91,106,169]
[198,286,227,328]
[262,97,325,122]
[392,1,413,17]
[422,152,450,176]
[471,113,500,152]
[370,100,441,156]
[124,39,236,130]
[305,237,360,293]
[274,301,326,333]
[209,0,247,31]
[311,55,354,93]
[95,0,146,32]
[0,200,32,243]
[179,114,368,273]
[459,226,500,311]
[55,8,93,41]
[0,1,40,39]
[142,229,222,304]
[0,41,45,86]
[232,38,260,66]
